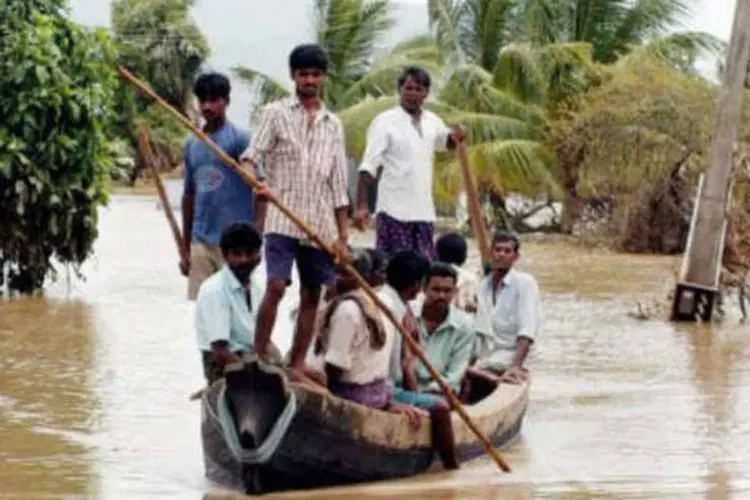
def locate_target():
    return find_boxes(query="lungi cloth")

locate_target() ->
[375,212,436,260]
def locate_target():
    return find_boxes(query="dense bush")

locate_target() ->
[0,0,118,293]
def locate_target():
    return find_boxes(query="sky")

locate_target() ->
[67,0,736,126]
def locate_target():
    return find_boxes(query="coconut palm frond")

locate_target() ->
[492,44,546,103]
[336,95,400,157]
[436,138,560,201]
[443,110,542,143]
[231,66,291,124]
[339,38,445,105]
[638,31,727,74]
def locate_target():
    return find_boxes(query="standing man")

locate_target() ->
[470,230,542,386]
[239,44,350,380]
[353,66,466,260]
[181,72,258,300]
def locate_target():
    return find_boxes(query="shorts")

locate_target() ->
[264,233,334,288]
[188,243,223,301]
[392,387,445,410]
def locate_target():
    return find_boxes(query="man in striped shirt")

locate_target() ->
[240,44,350,380]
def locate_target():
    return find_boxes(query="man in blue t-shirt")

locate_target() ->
[181,72,259,300]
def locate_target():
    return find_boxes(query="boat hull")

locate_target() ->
[201,363,529,495]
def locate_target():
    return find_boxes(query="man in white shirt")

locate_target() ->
[470,231,542,386]
[353,66,466,260]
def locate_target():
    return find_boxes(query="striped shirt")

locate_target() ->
[240,97,350,244]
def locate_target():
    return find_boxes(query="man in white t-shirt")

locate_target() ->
[353,66,465,260]
[470,231,542,386]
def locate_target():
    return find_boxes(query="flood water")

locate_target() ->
[2,192,750,499]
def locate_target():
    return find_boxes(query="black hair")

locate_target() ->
[366,248,387,270]
[193,72,231,101]
[397,66,431,89]
[435,232,468,266]
[424,261,458,287]
[346,249,373,280]
[219,222,263,256]
[289,44,329,73]
[386,249,430,292]
[491,230,521,252]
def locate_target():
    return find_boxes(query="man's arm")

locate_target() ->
[401,341,420,391]
[511,276,541,368]
[434,116,465,152]
[181,143,195,267]
[355,117,388,218]
[330,125,350,243]
[196,289,235,363]
[239,107,276,231]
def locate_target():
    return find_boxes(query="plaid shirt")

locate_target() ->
[241,97,350,244]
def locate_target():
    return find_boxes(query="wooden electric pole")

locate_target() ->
[672,0,750,321]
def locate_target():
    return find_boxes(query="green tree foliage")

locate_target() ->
[0,0,118,293]
[548,52,745,243]
[111,0,208,182]
[426,0,723,215]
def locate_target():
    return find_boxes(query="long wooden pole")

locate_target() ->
[137,129,187,262]
[455,142,491,265]
[682,0,750,289]
[117,66,511,473]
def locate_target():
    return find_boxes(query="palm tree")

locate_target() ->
[427,0,725,230]
[111,0,209,182]
[112,0,209,115]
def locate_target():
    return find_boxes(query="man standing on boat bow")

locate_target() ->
[239,44,350,383]
[469,231,542,386]
[353,66,466,260]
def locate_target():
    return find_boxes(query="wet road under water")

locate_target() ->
[2,193,750,499]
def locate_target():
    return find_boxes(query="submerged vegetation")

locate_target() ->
[1,0,746,294]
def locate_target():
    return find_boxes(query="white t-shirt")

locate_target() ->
[358,106,451,222]
[474,269,542,371]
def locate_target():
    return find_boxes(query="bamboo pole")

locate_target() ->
[117,65,512,473]
[455,142,491,265]
[137,129,187,263]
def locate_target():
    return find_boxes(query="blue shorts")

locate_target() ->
[393,387,444,410]
[264,233,334,288]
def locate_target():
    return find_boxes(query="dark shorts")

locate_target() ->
[264,233,334,288]
[375,212,436,260]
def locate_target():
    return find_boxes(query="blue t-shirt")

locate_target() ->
[183,121,253,246]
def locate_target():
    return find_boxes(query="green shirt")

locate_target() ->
[390,304,476,393]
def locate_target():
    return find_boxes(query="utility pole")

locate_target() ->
[672,0,750,321]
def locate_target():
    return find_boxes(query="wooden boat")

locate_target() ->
[200,359,529,495]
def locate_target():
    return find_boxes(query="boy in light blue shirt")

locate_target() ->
[195,222,268,384]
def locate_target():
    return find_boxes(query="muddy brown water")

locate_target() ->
[2,193,750,499]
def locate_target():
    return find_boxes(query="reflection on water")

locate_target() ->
[0,298,98,499]
[2,194,750,499]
